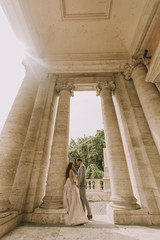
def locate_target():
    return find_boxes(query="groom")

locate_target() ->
[76,158,93,220]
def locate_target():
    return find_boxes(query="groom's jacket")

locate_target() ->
[78,163,86,187]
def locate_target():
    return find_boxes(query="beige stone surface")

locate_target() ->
[31,208,67,224]
[113,73,160,216]
[97,81,139,211]
[42,82,74,209]
[2,218,160,240]
[131,63,160,155]
[0,214,21,239]
[24,76,58,213]
[1,1,160,73]
[0,0,160,237]
[1,203,160,239]
[0,63,39,213]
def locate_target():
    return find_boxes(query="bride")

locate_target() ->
[63,162,88,225]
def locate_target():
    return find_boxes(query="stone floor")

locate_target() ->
[2,202,160,240]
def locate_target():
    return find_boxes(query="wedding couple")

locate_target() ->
[63,158,93,225]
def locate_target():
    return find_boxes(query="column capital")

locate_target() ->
[55,81,75,96]
[123,57,145,80]
[96,80,115,96]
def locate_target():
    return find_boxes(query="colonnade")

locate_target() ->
[0,57,160,232]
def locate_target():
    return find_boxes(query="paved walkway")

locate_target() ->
[2,202,160,240]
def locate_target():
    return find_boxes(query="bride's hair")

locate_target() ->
[66,162,73,179]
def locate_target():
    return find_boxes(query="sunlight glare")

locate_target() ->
[0,6,25,133]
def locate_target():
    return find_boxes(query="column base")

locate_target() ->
[41,196,63,209]
[0,211,21,238]
[110,196,140,210]
[107,203,152,225]
[24,208,67,224]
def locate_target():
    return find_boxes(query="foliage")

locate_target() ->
[86,164,104,179]
[68,129,106,178]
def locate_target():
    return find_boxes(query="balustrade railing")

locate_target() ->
[86,179,108,192]
[86,179,111,201]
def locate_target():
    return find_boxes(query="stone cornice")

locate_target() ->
[44,52,129,61]
[55,81,75,96]
[46,59,127,74]
[123,57,144,80]
[44,53,129,74]
[96,80,115,96]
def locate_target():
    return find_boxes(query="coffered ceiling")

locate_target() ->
[0,0,159,73]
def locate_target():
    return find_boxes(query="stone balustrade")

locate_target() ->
[86,179,104,191]
[86,179,111,201]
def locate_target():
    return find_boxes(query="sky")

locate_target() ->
[0,6,25,134]
[69,91,104,141]
[0,6,104,141]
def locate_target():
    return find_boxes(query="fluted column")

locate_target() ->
[96,80,140,210]
[24,75,58,212]
[124,58,160,154]
[0,61,39,216]
[9,73,55,212]
[41,81,74,209]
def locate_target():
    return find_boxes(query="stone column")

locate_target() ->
[9,73,55,212]
[0,61,39,216]
[24,75,58,213]
[96,80,140,210]
[41,81,74,209]
[123,58,160,154]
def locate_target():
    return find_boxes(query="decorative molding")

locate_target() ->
[60,0,112,20]
[45,59,127,74]
[44,52,129,61]
[43,52,129,74]
[145,42,160,83]
[96,80,115,96]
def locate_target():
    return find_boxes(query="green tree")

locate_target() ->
[68,129,106,177]
[86,164,104,179]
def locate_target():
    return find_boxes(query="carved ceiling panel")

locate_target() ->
[61,0,112,20]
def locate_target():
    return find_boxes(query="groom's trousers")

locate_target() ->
[79,186,92,215]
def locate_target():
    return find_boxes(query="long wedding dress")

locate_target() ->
[63,171,88,225]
